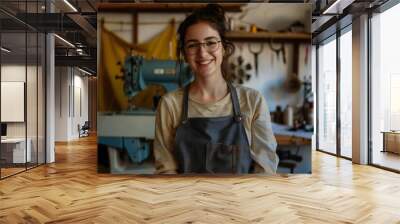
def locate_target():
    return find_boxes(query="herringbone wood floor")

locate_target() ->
[1,135,400,224]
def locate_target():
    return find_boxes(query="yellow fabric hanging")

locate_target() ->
[138,19,177,60]
[99,19,177,111]
[98,24,146,112]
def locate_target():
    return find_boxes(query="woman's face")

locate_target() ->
[183,22,224,79]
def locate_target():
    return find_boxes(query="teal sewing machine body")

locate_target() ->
[98,56,193,173]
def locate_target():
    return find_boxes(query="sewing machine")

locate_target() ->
[98,56,193,174]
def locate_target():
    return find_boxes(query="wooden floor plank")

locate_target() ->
[0,135,400,223]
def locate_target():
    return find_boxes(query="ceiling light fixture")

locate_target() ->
[63,0,78,12]
[322,0,355,15]
[54,34,75,48]
[78,67,93,76]
[1,47,11,53]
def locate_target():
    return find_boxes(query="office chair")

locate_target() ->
[79,121,90,138]
[277,146,303,174]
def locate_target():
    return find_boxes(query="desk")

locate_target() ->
[1,138,31,163]
[272,123,312,174]
[272,123,312,145]
[382,131,400,154]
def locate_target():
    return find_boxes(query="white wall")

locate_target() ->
[55,67,89,141]
[1,65,26,81]
[236,43,309,111]
[72,73,89,138]
[55,67,69,141]
[1,65,32,137]
[100,13,133,43]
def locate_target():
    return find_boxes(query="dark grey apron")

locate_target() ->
[174,82,253,174]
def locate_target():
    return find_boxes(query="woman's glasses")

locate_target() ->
[184,40,222,55]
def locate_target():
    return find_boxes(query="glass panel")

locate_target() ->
[38,32,45,165]
[0,1,46,178]
[340,29,352,158]
[27,31,38,169]
[317,37,337,154]
[371,3,400,171]
[27,0,38,169]
[312,45,317,151]
[1,31,27,177]
[0,0,28,178]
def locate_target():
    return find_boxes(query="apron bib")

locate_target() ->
[174,82,252,174]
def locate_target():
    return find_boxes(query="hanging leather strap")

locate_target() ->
[227,82,242,122]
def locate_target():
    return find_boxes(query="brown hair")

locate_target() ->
[177,4,235,81]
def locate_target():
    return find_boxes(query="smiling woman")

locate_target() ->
[183,22,224,82]
[153,4,279,175]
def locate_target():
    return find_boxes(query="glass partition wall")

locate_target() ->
[370,2,400,171]
[0,30,27,177]
[0,1,46,179]
[339,27,352,159]
[316,25,353,159]
[317,35,337,155]
[316,1,400,171]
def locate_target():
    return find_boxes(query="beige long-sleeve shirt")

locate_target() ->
[153,84,279,174]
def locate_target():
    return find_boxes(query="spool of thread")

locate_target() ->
[284,106,294,127]
[250,24,257,33]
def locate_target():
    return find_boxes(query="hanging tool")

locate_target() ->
[248,43,264,77]
[285,43,301,93]
[268,40,285,65]
[282,44,287,64]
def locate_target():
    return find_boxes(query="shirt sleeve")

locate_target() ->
[250,91,279,174]
[153,96,178,174]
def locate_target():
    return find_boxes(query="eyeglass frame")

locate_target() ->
[183,40,222,55]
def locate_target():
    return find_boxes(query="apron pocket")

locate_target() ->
[205,143,236,174]
[176,142,207,173]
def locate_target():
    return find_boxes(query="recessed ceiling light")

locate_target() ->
[1,47,11,53]
[63,0,78,12]
[78,67,93,76]
[54,34,75,48]
[322,0,355,15]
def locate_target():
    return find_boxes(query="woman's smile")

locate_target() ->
[196,59,212,65]
[196,58,214,68]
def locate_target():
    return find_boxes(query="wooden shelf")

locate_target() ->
[226,31,311,43]
[275,135,311,146]
[97,3,244,13]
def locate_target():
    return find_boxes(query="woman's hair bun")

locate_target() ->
[203,4,225,21]
[176,3,235,81]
